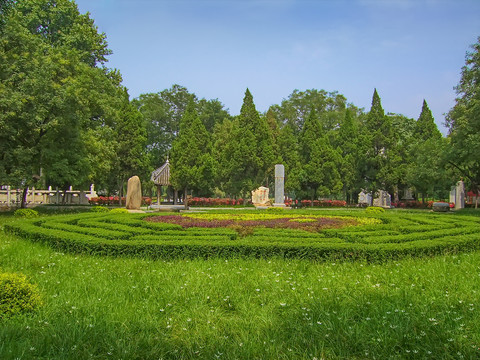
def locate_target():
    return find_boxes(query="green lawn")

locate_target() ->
[1,209,480,359]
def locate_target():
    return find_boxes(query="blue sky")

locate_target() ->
[75,0,480,134]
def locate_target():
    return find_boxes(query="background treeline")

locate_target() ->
[0,0,479,206]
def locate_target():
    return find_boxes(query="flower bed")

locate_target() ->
[391,201,454,209]
[187,197,252,206]
[145,214,357,232]
[295,199,347,207]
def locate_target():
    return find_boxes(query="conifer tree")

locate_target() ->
[113,98,149,201]
[299,107,323,162]
[221,89,275,198]
[416,100,442,142]
[337,109,361,203]
[277,122,302,194]
[170,99,215,207]
[407,100,447,203]
[361,89,394,204]
[299,107,343,201]
[303,136,343,202]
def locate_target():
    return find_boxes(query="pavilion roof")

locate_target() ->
[151,159,170,186]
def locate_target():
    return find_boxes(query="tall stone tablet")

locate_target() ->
[274,164,286,207]
[455,179,465,210]
[126,175,142,210]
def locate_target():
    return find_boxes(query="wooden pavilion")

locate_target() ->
[150,159,178,205]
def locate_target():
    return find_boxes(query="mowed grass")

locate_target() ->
[1,210,480,359]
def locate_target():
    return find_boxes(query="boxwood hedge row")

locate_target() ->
[4,211,480,262]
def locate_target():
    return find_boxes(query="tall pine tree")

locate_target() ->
[361,89,394,204]
[416,100,442,142]
[407,100,447,203]
[221,89,275,198]
[170,99,215,208]
[337,108,361,203]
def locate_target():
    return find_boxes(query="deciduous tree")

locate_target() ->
[446,36,480,203]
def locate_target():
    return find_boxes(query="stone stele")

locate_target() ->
[126,175,142,210]
[251,186,269,206]
[273,164,286,207]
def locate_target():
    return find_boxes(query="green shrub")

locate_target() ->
[13,208,39,218]
[366,206,385,214]
[0,272,42,319]
[90,206,110,213]
[110,208,129,214]
[227,224,254,237]
[265,207,285,213]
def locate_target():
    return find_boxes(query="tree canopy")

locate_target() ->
[446,36,480,196]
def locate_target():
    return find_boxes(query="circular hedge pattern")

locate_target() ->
[5,210,480,261]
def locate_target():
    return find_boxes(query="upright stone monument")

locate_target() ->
[373,190,392,208]
[358,190,371,206]
[455,179,465,210]
[251,186,269,207]
[273,164,286,207]
[126,175,142,210]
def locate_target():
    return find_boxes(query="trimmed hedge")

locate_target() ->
[13,209,39,218]
[4,211,480,262]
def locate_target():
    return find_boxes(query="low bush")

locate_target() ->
[110,208,129,214]
[265,207,285,213]
[90,206,110,213]
[0,272,42,319]
[365,206,385,214]
[13,208,39,218]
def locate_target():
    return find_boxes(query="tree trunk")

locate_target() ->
[184,187,188,210]
[119,181,124,205]
[21,187,28,208]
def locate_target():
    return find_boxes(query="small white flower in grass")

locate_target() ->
[256,288,260,292]
[280,302,286,306]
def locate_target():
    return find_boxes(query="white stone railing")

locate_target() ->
[0,185,97,206]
